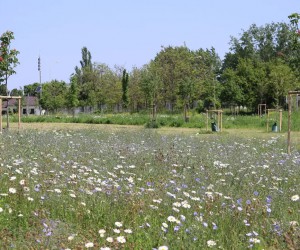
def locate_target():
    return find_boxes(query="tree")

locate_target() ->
[140,63,162,121]
[24,83,40,96]
[288,13,300,47]
[221,22,299,110]
[266,60,298,108]
[153,46,190,111]
[198,48,222,109]
[10,88,23,96]
[74,47,95,107]
[0,30,20,129]
[220,68,244,108]
[39,80,67,112]
[288,13,300,77]
[0,83,6,95]
[178,76,194,121]
[0,31,20,91]
[121,69,129,109]
[128,66,144,112]
[66,75,79,116]
[79,47,92,70]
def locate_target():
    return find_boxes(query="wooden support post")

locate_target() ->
[0,96,22,134]
[220,111,223,132]
[206,110,208,131]
[206,110,223,132]
[258,104,266,117]
[0,98,2,134]
[218,111,221,132]
[287,94,292,154]
[267,110,269,132]
[18,98,21,132]
[279,109,282,132]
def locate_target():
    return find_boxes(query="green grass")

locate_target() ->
[6,110,300,132]
[0,127,299,249]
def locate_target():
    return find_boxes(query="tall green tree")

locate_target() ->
[23,82,40,96]
[121,69,129,109]
[66,75,79,116]
[288,13,300,77]
[39,80,67,112]
[0,31,20,93]
[128,66,144,112]
[198,48,222,109]
[0,30,20,129]
[79,47,92,70]
[266,60,298,108]
[220,68,244,108]
[288,13,300,47]
[221,22,299,110]
[153,46,190,111]
[10,88,23,96]
[140,63,163,120]
[74,47,97,108]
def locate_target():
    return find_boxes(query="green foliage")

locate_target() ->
[0,30,20,92]
[66,75,79,116]
[288,13,300,48]
[39,80,67,111]
[12,111,300,132]
[221,21,300,110]
[19,17,300,116]
[10,88,23,96]
[144,120,160,128]
[23,82,40,96]
[121,69,129,109]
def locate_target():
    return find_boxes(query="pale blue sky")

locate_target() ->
[1,0,299,90]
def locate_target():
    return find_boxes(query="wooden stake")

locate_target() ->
[0,98,2,134]
[220,111,223,132]
[18,98,21,132]
[206,110,208,131]
[288,94,292,154]
[267,110,269,132]
[0,96,22,134]
[279,109,282,132]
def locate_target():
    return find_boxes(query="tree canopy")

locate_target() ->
[7,16,300,114]
[0,31,19,95]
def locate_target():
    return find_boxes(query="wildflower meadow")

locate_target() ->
[0,126,299,249]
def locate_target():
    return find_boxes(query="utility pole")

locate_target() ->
[38,56,42,91]
[38,56,42,114]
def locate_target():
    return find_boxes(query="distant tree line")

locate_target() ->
[9,20,300,114]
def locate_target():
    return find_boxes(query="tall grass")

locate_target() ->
[8,110,300,131]
[0,128,299,249]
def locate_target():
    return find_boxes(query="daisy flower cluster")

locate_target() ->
[0,129,299,249]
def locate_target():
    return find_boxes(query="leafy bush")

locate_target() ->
[144,120,160,128]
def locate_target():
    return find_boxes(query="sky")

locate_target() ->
[1,0,299,90]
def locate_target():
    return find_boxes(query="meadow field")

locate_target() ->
[0,123,300,249]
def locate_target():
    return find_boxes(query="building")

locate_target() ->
[1,96,42,115]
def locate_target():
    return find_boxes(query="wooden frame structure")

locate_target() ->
[150,104,157,122]
[258,104,267,117]
[287,91,300,154]
[0,96,22,133]
[266,109,282,132]
[206,109,223,132]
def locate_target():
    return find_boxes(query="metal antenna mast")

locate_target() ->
[38,56,41,84]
